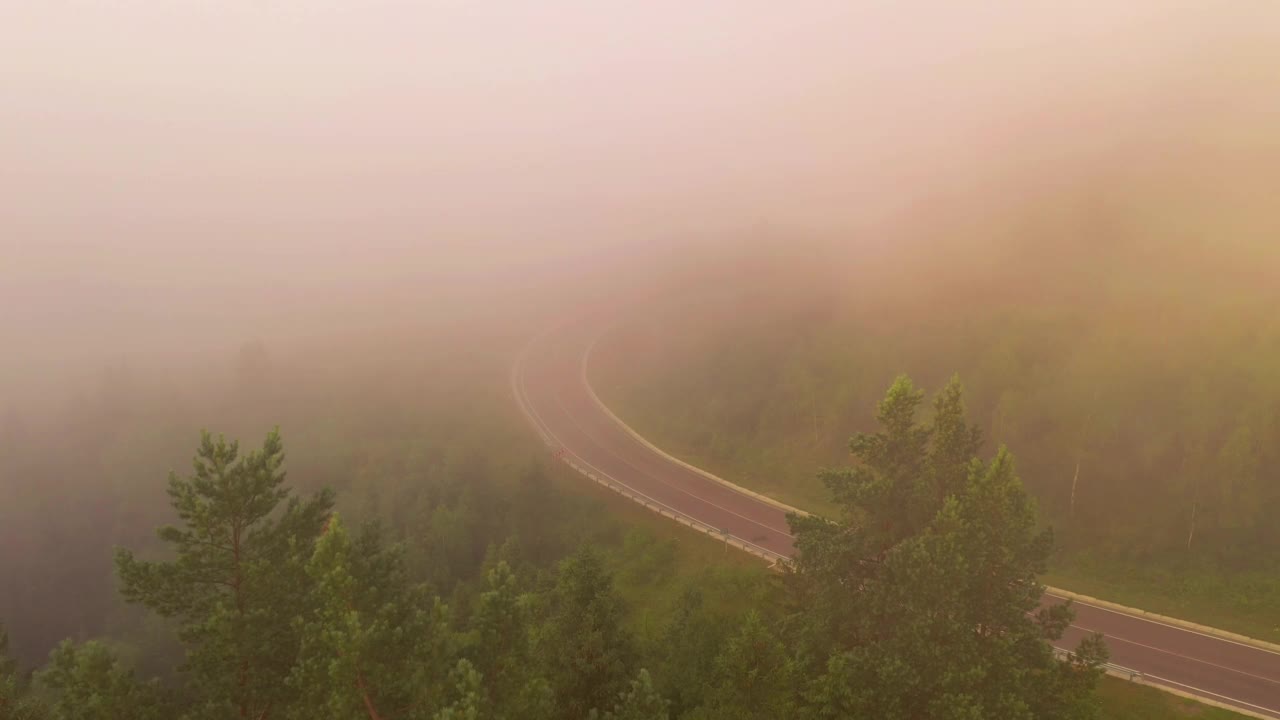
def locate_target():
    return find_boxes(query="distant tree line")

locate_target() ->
[601,238,1280,566]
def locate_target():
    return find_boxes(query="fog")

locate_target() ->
[5,0,1280,681]
[5,0,1278,411]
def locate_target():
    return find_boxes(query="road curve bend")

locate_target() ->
[514,319,1280,719]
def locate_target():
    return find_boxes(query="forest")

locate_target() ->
[2,320,1121,717]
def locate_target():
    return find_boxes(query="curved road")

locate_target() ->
[515,319,1280,719]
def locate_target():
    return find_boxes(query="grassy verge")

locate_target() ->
[1100,677,1250,719]
[1044,564,1280,645]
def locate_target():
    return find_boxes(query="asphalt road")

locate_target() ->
[515,319,1280,718]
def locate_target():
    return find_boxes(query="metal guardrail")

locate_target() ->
[511,347,790,567]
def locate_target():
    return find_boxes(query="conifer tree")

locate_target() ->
[115,430,334,719]
[789,378,1106,719]
[286,515,453,720]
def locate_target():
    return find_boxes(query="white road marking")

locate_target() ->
[551,390,794,541]
[515,352,785,559]
[1141,673,1280,717]
[1047,593,1280,659]
[1069,623,1280,686]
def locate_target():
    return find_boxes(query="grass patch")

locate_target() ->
[1099,677,1251,719]
[1044,564,1280,646]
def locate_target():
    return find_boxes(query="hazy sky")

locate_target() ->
[3,1,1278,400]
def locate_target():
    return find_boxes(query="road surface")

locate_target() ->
[514,319,1280,719]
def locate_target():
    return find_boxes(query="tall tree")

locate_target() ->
[38,640,172,720]
[463,561,553,720]
[1216,423,1260,531]
[595,669,669,720]
[698,612,794,720]
[538,547,637,720]
[285,515,452,720]
[787,375,933,655]
[929,375,984,501]
[432,660,484,720]
[789,378,1106,719]
[115,430,334,720]
[651,588,729,716]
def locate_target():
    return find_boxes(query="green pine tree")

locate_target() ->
[433,660,484,720]
[37,640,171,720]
[651,588,729,716]
[538,547,637,720]
[285,515,452,720]
[114,430,334,719]
[596,669,668,720]
[698,612,793,720]
[462,561,553,720]
[789,378,1106,719]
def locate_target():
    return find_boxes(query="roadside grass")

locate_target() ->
[1100,677,1251,719]
[1044,563,1280,646]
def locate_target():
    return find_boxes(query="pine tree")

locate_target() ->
[596,669,668,720]
[286,515,452,720]
[652,588,729,716]
[38,640,172,720]
[789,378,1106,719]
[432,660,484,720]
[787,375,934,656]
[115,430,334,719]
[538,547,637,720]
[929,375,984,501]
[699,612,793,720]
[463,561,553,720]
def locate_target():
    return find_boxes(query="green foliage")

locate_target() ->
[698,612,794,720]
[3,389,1162,720]
[649,588,731,715]
[37,641,171,720]
[0,625,17,686]
[114,430,334,719]
[433,660,485,720]
[460,561,553,720]
[788,378,1106,719]
[1096,675,1250,719]
[539,547,639,720]
[594,669,669,720]
[285,515,451,720]
[1,624,49,720]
